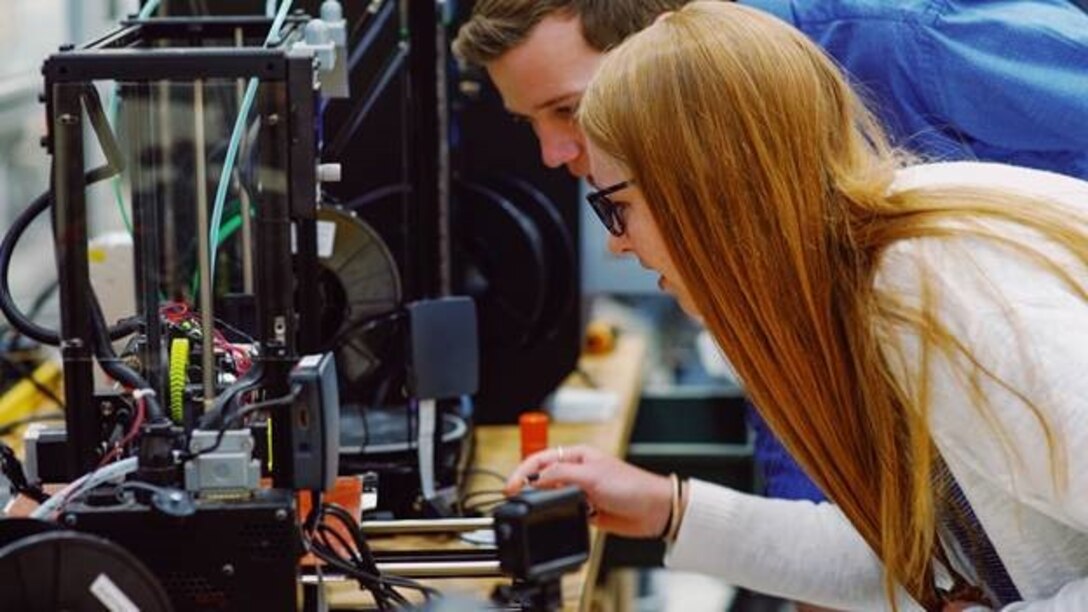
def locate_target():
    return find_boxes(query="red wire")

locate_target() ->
[97,394,146,467]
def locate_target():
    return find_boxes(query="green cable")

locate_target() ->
[189,210,244,299]
[208,0,294,283]
[106,92,133,235]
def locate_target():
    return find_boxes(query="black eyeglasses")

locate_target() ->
[586,179,633,236]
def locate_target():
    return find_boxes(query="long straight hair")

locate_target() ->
[579,2,1088,608]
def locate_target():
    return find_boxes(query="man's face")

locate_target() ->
[485,13,603,178]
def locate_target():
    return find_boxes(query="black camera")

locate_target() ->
[493,486,590,583]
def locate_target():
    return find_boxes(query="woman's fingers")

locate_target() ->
[504,445,599,494]
[505,449,558,493]
[503,448,673,539]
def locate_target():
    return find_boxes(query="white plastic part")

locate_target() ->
[316,163,342,183]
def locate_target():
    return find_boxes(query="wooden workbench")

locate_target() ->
[328,333,646,610]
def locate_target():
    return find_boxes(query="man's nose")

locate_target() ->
[538,128,581,169]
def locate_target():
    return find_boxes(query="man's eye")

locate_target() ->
[555,106,575,118]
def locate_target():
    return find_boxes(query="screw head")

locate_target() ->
[274,508,288,521]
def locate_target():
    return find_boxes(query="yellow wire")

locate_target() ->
[169,338,190,423]
[0,361,62,425]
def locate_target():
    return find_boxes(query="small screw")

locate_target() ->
[59,114,78,125]
[266,114,281,126]
[63,514,77,526]
[274,508,288,521]
[222,564,235,577]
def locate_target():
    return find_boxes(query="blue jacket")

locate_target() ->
[739,0,1088,500]
[744,0,1088,179]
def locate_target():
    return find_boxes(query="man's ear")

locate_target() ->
[653,11,674,25]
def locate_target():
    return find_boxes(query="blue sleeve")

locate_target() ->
[746,404,826,502]
[923,1,1088,153]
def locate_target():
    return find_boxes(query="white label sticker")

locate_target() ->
[90,573,140,612]
[317,220,337,259]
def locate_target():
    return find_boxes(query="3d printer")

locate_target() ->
[0,1,589,610]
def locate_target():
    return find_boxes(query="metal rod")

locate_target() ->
[53,82,98,474]
[435,0,451,296]
[158,80,178,296]
[376,560,502,578]
[300,560,502,580]
[360,517,494,535]
[405,0,445,298]
[194,79,216,406]
[235,26,255,293]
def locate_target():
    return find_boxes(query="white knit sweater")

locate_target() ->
[665,162,1088,611]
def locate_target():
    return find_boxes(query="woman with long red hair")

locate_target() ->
[507,3,1088,610]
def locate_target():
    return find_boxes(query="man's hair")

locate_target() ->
[452,0,691,65]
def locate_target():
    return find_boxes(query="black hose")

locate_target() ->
[348,0,395,72]
[344,184,408,210]
[0,191,59,344]
[1,184,141,345]
[197,361,266,430]
[88,283,165,421]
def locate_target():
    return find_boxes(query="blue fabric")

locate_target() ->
[732,0,1088,500]
[742,0,1088,180]
[942,467,1022,606]
[746,406,825,501]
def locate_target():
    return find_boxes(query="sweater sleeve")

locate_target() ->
[665,479,922,611]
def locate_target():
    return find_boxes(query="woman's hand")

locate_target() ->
[504,444,674,539]
[942,603,989,612]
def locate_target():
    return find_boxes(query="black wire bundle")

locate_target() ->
[87,286,164,422]
[303,499,440,610]
[182,385,295,461]
[196,362,267,431]
[0,440,48,503]
[1,84,137,347]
